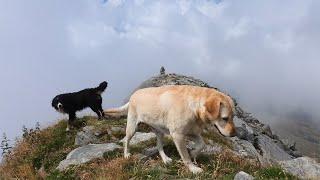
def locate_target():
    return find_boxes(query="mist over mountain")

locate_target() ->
[268,110,320,159]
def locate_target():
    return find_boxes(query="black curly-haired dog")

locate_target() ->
[52,81,108,131]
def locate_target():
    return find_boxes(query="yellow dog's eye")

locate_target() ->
[222,117,228,121]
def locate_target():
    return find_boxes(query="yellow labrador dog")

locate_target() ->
[105,85,236,174]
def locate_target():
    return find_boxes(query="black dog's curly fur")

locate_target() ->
[52,81,108,128]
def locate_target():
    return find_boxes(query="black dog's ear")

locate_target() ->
[57,102,63,108]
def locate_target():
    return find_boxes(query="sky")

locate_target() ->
[0,0,319,146]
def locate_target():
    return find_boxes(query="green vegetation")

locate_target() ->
[255,166,298,180]
[0,116,297,179]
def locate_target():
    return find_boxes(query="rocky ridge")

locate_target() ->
[57,72,319,179]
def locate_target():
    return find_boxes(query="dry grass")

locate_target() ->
[1,135,41,179]
[0,120,78,179]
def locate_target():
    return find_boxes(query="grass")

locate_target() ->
[0,120,78,179]
[255,166,298,180]
[0,116,298,179]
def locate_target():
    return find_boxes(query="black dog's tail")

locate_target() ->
[95,81,108,94]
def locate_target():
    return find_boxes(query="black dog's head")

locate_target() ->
[52,95,65,113]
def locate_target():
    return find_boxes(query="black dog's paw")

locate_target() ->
[98,116,108,121]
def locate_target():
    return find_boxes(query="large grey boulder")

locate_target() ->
[57,143,122,171]
[120,132,156,145]
[257,134,293,164]
[231,135,295,166]
[234,171,254,180]
[279,157,320,179]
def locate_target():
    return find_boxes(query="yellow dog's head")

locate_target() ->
[201,96,236,137]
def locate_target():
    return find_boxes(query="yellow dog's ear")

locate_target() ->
[204,98,230,119]
[203,97,221,120]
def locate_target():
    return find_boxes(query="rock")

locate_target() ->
[120,132,156,145]
[75,126,100,146]
[261,125,273,137]
[140,146,169,162]
[143,147,158,156]
[290,150,303,158]
[187,141,222,155]
[279,157,320,179]
[201,144,222,155]
[233,117,254,134]
[124,73,214,103]
[256,135,292,164]
[110,126,124,133]
[234,171,254,180]
[57,143,122,171]
[272,134,280,140]
[160,66,166,75]
[235,127,249,140]
[231,137,261,160]
[281,138,297,151]
[136,153,149,162]
[232,136,288,166]
[233,117,256,142]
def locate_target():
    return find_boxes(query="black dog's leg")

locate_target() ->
[67,112,76,131]
[90,104,104,120]
[91,107,103,119]
[98,104,105,119]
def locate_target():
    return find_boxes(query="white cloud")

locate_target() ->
[196,0,227,20]
[108,0,125,7]
[221,59,241,77]
[67,22,118,51]
[1,0,320,143]
[264,32,294,53]
[177,0,191,15]
[134,0,144,6]
[225,17,250,40]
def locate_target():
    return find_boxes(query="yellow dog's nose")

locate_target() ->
[230,128,237,137]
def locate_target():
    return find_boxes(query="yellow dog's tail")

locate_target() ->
[104,102,129,116]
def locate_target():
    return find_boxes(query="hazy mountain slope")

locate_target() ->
[272,115,320,161]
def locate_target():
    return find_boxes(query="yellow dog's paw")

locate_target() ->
[124,153,131,159]
[162,156,173,165]
[188,164,203,174]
